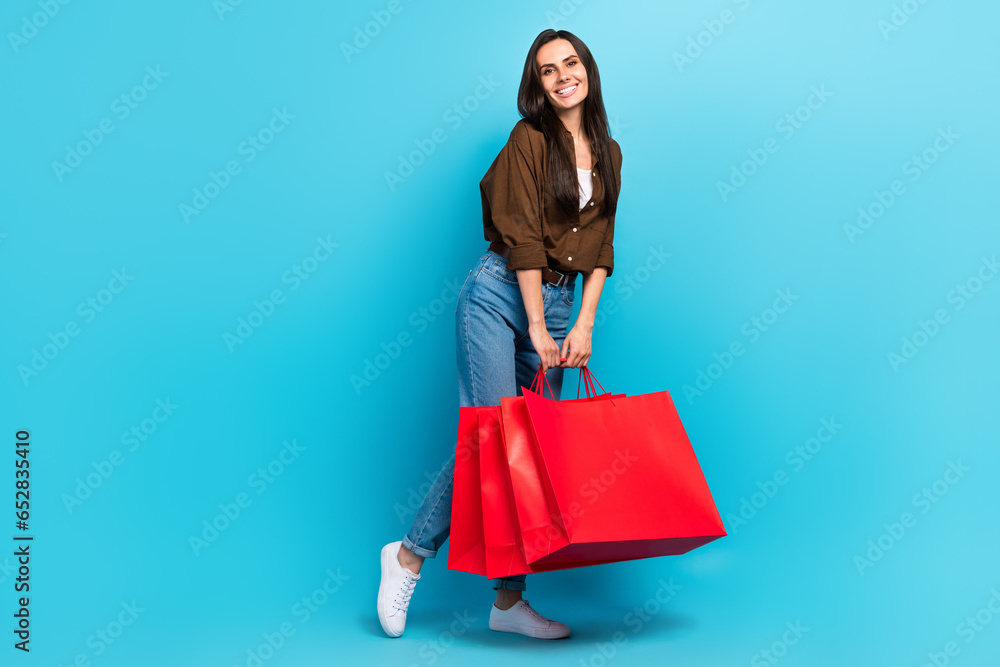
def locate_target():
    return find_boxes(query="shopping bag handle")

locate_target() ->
[531,364,615,405]
[576,366,612,399]
[576,365,597,399]
[530,363,561,400]
[582,366,609,395]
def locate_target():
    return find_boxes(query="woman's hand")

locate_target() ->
[560,268,606,369]
[559,322,592,368]
[529,322,563,372]
[516,268,564,372]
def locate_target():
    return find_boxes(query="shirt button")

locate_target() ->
[572,227,578,232]
[589,202,594,206]
[567,256,573,261]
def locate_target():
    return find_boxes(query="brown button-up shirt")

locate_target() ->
[480,118,622,278]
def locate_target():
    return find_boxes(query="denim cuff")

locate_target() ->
[402,535,437,559]
[491,576,527,592]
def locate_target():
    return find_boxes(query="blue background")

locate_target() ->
[2,0,998,665]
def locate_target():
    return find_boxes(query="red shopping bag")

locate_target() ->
[479,405,520,577]
[448,374,551,578]
[480,368,626,578]
[522,368,727,565]
[501,368,625,565]
[447,405,488,576]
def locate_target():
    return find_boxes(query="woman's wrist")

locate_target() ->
[528,320,548,334]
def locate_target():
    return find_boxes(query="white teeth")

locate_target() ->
[557,84,577,95]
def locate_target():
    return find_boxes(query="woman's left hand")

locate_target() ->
[559,323,592,368]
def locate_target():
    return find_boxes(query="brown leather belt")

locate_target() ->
[488,240,577,287]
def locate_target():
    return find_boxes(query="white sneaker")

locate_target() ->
[377,541,420,638]
[489,599,571,639]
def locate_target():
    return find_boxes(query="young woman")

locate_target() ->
[377,28,622,640]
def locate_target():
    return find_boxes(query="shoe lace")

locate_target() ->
[520,600,548,623]
[393,571,418,612]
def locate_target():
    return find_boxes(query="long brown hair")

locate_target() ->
[517,29,619,220]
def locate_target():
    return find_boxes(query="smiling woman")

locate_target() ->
[376,28,624,642]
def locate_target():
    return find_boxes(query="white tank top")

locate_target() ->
[577,166,593,210]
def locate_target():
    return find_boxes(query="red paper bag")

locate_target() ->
[446,405,488,575]
[477,368,625,577]
[500,390,625,565]
[478,405,520,577]
[522,369,727,565]
[480,399,631,578]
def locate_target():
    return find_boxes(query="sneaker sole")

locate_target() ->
[377,543,404,638]
[489,619,570,639]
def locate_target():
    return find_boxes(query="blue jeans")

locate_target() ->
[402,248,576,591]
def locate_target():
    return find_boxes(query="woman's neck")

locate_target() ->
[555,108,584,142]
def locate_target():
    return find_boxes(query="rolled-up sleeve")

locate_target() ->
[595,213,615,277]
[481,132,548,271]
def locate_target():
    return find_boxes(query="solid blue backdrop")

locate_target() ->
[1,0,998,665]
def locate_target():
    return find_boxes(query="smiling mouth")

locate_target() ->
[555,84,578,97]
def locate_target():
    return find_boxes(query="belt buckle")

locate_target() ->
[549,268,568,287]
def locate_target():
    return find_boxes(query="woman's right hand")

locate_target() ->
[529,322,564,372]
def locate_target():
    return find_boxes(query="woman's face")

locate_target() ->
[536,38,588,112]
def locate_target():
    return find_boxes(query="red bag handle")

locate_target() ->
[530,363,560,399]
[532,364,615,404]
[576,365,601,399]
[577,366,616,406]
[581,366,609,395]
